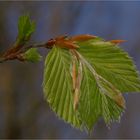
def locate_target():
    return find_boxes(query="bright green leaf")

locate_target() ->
[77,38,140,93]
[16,15,35,46]
[23,48,42,63]
[43,47,82,128]
[43,37,140,132]
[77,50,123,130]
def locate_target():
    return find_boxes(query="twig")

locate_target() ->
[0,41,51,63]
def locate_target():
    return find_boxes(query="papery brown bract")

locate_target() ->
[110,40,126,45]
[70,34,96,42]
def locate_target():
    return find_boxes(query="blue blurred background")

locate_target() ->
[0,1,140,139]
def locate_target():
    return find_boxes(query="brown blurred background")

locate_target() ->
[0,1,140,139]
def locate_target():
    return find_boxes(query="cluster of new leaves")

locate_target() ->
[43,37,140,132]
[0,15,42,63]
[16,15,42,62]
[1,15,140,133]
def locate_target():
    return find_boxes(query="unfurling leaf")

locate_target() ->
[43,35,140,132]
[2,15,35,57]
[23,48,42,62]
[16,14,35,46]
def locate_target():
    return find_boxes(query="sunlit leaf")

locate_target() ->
[77,38,140,92]
[43,36,140,132]
[43,47,82,128]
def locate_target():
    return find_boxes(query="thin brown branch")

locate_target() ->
[23,42,48,50]
[0,41,51,63]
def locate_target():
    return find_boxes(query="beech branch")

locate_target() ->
[0,41,51,63]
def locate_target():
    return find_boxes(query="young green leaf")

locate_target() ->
[23,48,42,62]
[16,15,35,46]
[43,47,82,128]
[43,36,140,132]
[77,38,140,92]
[1,15,35,57]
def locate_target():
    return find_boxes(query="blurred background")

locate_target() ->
[0,1,140,139]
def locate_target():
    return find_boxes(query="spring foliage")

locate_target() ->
[3,15,140,133]
[43,38,140,132]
